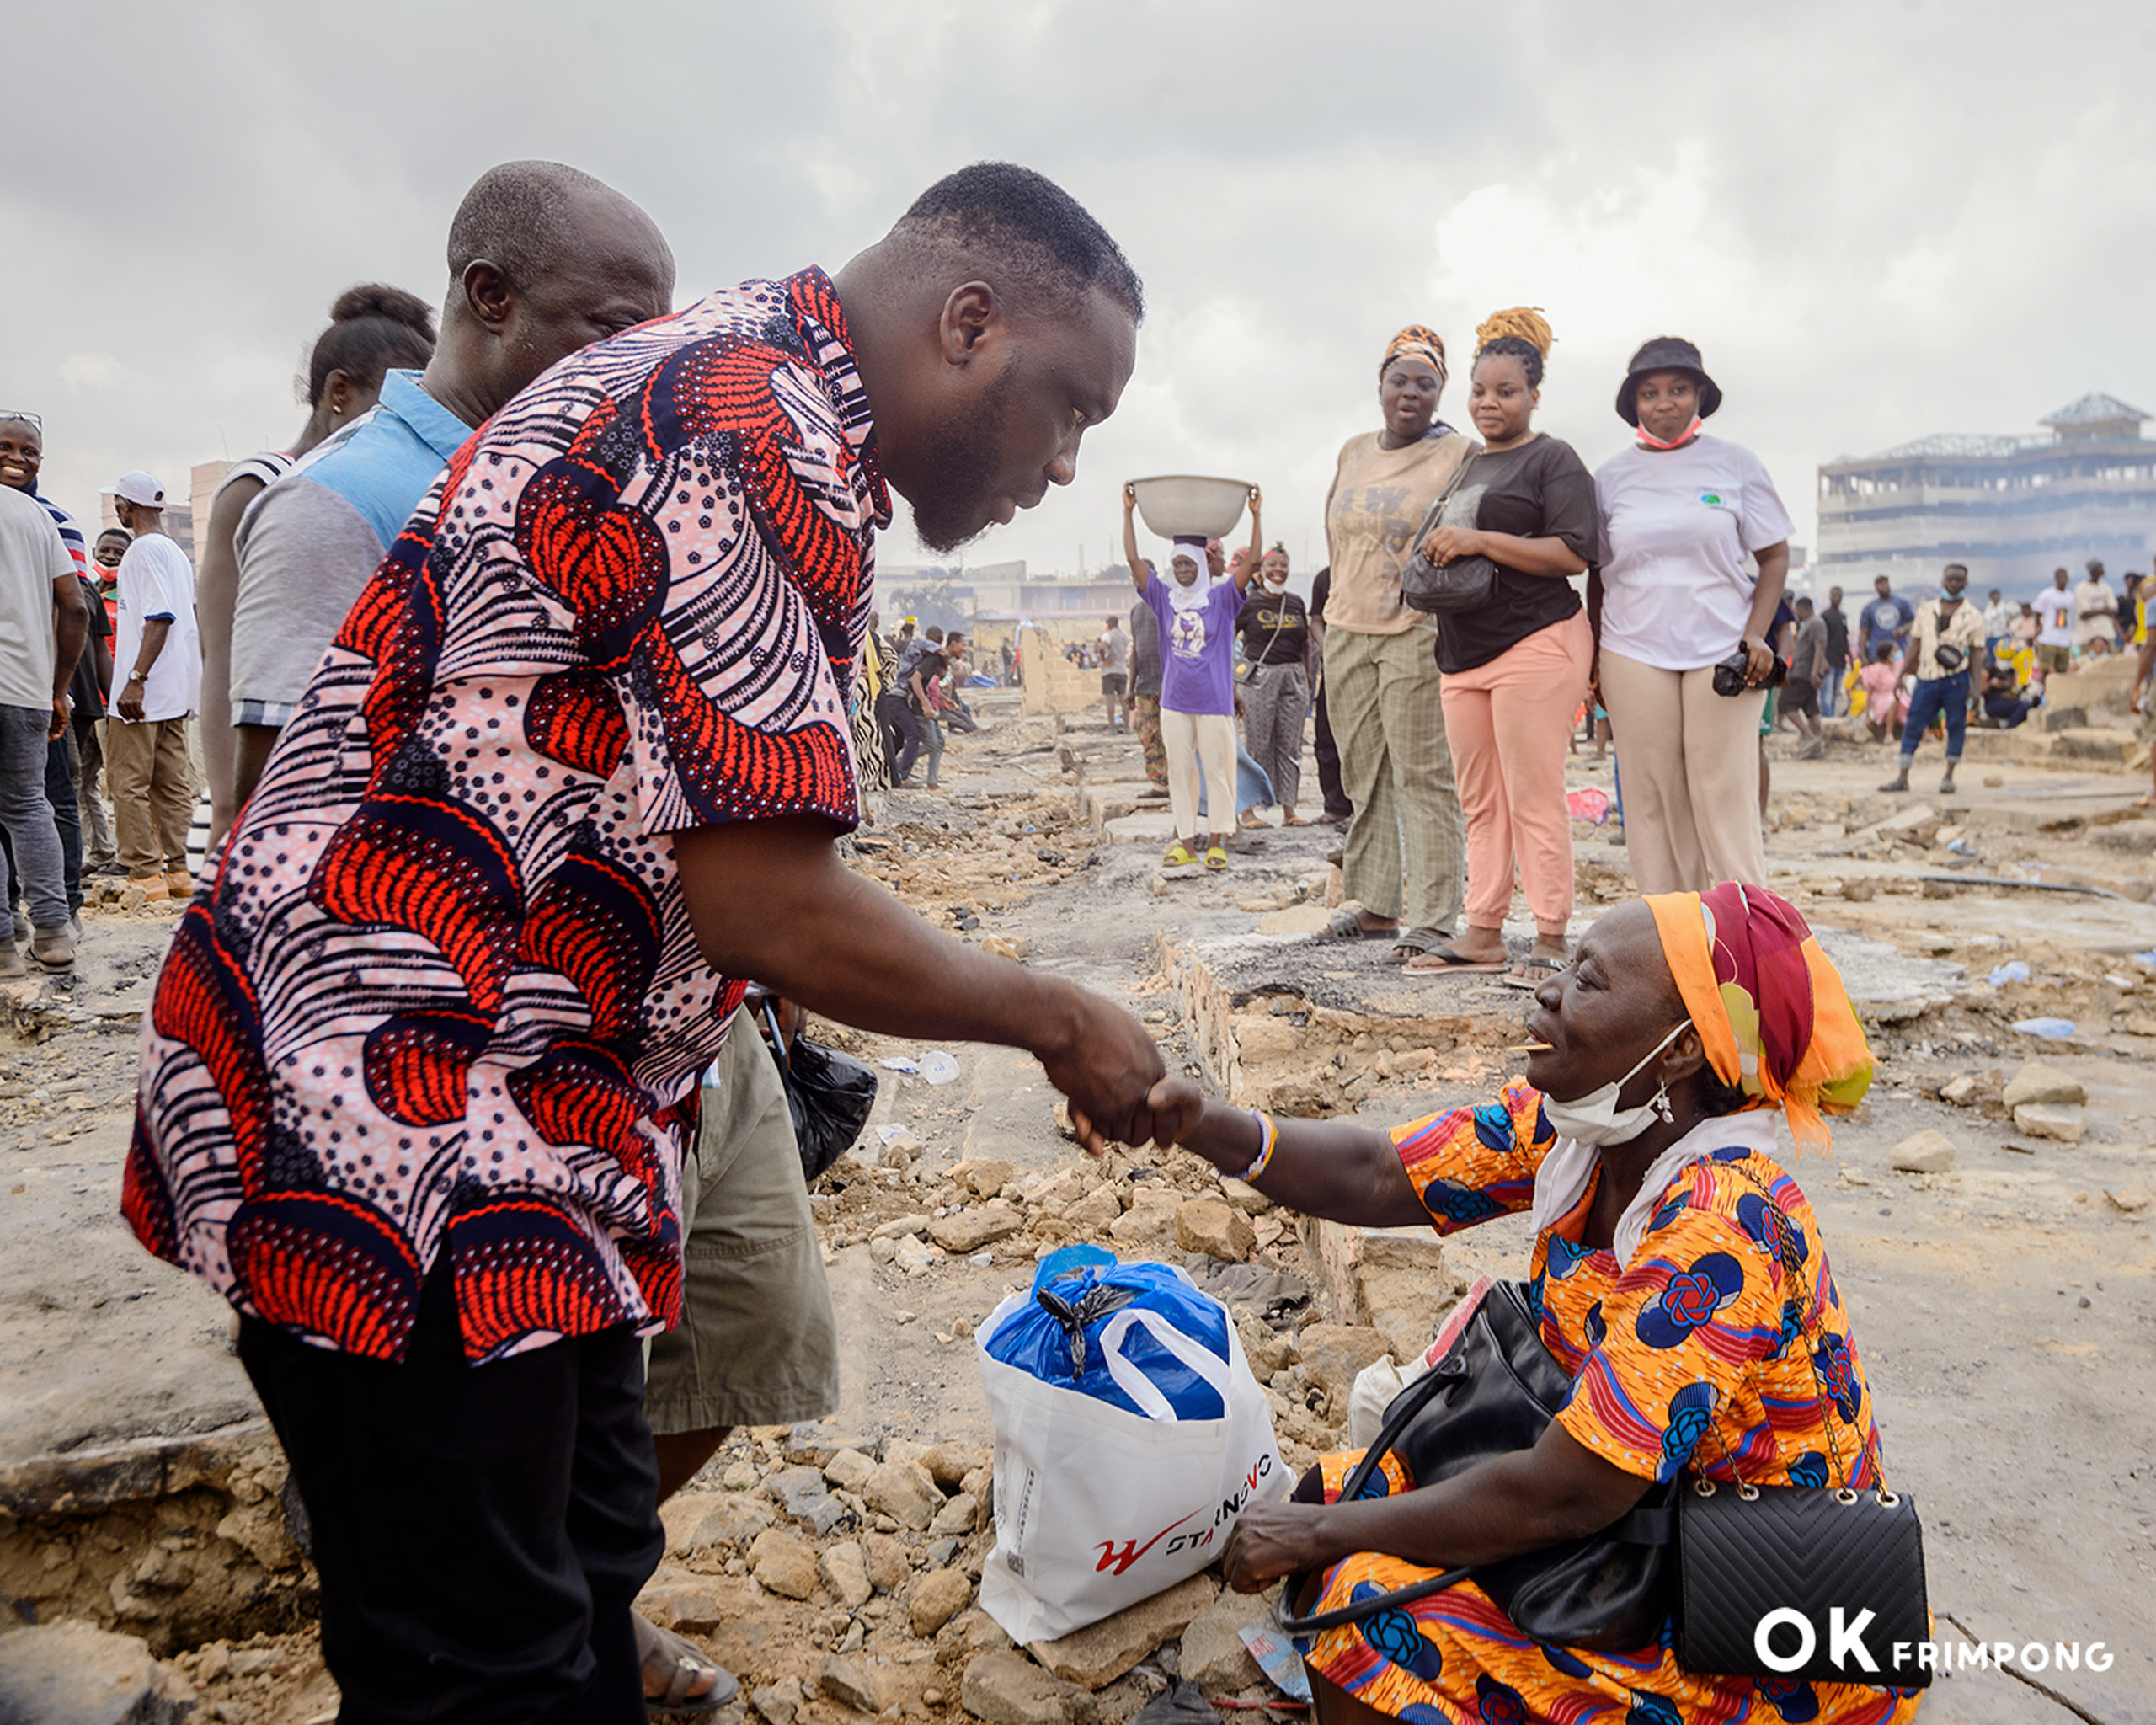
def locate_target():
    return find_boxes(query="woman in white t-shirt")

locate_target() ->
[1592,338,1792,894]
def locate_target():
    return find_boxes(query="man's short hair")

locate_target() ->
[447,160,616,289]
[1795,595,1814,612]
[893,162,1144,323]
[1943,563,1967,578]
[925,625,944,643]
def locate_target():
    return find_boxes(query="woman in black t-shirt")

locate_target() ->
[1407,310,1595,982]
[1235,545,1312,822]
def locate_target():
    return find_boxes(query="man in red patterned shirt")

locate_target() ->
[125,162,1157,1720]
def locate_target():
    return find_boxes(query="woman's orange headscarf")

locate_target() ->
[1645,883,1873,1151]
[1380,326,1448,389]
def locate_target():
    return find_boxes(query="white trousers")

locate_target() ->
[1162,708,1238,841]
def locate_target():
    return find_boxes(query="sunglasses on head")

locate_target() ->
[0,412,43,432]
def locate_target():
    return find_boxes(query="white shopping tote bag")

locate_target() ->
[975,1247,1285,1642]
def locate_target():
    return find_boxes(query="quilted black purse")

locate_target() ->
[1672,1167,1931,1689]
[1274,1279,1673,1651]
[1277,1176,1930,1690]
[1399,455,1497,617]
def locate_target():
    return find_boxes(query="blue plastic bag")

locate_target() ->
[982,1246,1232,1422]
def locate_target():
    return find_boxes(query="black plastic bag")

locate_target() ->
[1132,1680,1223,1725]
[759,1001,878,1183]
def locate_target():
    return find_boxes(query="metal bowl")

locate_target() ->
[1129,474,1254,541]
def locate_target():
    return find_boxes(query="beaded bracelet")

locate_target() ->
[1239,1108,1278,1183]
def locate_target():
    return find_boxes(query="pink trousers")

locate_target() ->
[1438,610,1592,937]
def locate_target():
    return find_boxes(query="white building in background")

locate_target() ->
[1817,393,2156,597]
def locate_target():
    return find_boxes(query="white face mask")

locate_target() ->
[1263,569,1289,589]
[1540,1021,1688,1147]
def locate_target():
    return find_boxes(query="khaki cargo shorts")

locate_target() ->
[644,1007,841,1434]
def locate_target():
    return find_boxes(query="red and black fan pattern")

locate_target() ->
[126,270,888,1362]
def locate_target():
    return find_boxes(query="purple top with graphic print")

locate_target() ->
[1140,574,1242,717]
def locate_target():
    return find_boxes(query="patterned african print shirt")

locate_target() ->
[1394,1083,1884,1493]
[124,269,886,1362]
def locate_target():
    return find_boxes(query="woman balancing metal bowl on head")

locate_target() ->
[1136,884,1917,1723]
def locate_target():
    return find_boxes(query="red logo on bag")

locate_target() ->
[1095,1511,1199,1575]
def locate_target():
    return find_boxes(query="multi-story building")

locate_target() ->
[1817,393,2155,596]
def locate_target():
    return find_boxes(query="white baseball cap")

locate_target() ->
[108,471,168,508]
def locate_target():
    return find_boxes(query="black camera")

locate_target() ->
[1710,649,1787,697]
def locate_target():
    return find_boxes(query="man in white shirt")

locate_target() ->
[105,473,200,900]
[1982,587,2018,642]
[0,469,88,970]
[1100,616,1130,730]
[2073,558,2118,655]
[2034,566,2077,678]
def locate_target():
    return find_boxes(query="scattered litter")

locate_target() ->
[878,1056,921,1074]
[2009,1017,2077,1040]
[1988,962,2031,985]
[876,1125,913,1146]
[1241,1625,1313,1701]
[1564,787,1611,825]
[920,1050,961,1085]
[1945,837,1976,856]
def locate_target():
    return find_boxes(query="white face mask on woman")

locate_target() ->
[1262,568,1289,590]
[1540,1021,1689,1147]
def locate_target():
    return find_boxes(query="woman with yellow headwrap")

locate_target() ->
[1406,309,1598,986]
[1140,884,1915,1724]
[1319,326,1477,960]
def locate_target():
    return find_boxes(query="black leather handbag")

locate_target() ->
[1400,457,1497,617]
[1274,1280,1673,1651]
[1671,1167,1931,1689]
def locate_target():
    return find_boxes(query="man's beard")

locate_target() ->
[908,358,1017,554]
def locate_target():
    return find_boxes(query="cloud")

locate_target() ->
[3,0,2151,581]
[57,352,142,393]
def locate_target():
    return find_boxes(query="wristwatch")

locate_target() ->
[126,671,147,683]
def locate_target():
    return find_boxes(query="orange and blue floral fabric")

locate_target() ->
[1295,1086,1917,1722]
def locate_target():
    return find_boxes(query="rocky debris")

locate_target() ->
[961,1651,1100,1725]
[1027,1572,1218,1689]
[910,1567,974,1636]
[750,1527,821,1600]
[1298,1220,1465,1365]
[1065,1186,1124,1231]
[894,1234,939,1274]
[2003,1062,2088,1108]
[872,1215,933,1242]
[1216,1178,1272,1215]
[864,1459,943,1531]
[639,1577,732,1633]
[920,1443,988,1491]
[930,1492,981,1537]
[819,1652,885,1713]
[1936,1070,2004,1113]
[824,1448,878,1494]
[765,1464,852,1536]
[754,1676,806,1725]
[862,1530,914,1594]
[930,1203,1026,1255]
[787,1423,881,1467]
[1230,1309,1299,1385]
[958,1160,1017,1199]
[1177,1587,1266,1690]
[1106,1187,1182,1250]
[1293,1324,1393,1412]
[2105,1178,2153,1214]
[0,1620,194,1724]
[819,1540,875,1609]
[1890,1130,1958,1174]
[2013,1102,2087,1142]
[1173,1198,1256,1263]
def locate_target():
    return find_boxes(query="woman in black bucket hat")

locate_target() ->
[1590,338,1793,894]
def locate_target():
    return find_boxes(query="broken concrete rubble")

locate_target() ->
[1026,1572,1218,1689]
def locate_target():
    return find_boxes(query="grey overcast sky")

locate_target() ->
[7,0,2153,584]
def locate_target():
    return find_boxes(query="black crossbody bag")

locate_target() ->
[1278,1172,1930,1690]
[1399,456,1497,616]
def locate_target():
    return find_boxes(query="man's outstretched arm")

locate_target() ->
[675,814,1164,1150]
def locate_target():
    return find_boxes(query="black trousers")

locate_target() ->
[239,1260,663,1725]
[1312,676,1353,821]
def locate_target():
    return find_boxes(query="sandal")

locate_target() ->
[1282,813,1310,826]
[1321,909,1397,940]
[1389,927,1449,963]
[1402,946,1508,975]
[1240,809,1271,830]
[1204,845,1229,870]
[1162,841,1198,868]
[637,1616,737,1716]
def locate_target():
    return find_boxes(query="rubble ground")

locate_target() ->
[3,694,2153,1723]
